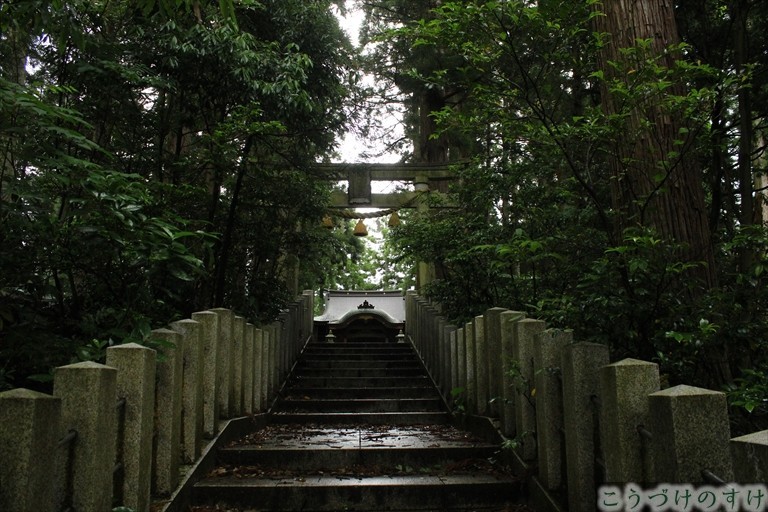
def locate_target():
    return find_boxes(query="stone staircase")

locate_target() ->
[189,341,524,511]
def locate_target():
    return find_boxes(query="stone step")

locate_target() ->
[304,342,412,349]
[269,411,452,425]
[192,473,520,511]
[217,446,500,470]
[288,375,432,388]
[283,386,440,400]
[273,397,444,413]
[298,359,422,370]
[298,352,418,361]
[216,424,500,470]
[303,344,416,354]
[195,424,518,512]
[293,367,427,378]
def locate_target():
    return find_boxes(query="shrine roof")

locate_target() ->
[314,290,406,324]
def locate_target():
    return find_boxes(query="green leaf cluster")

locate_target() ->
[0,0,358,390]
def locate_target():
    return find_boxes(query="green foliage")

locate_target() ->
[450,386,466,415]
[378,0,768,413]
[726,369,768,415]
[0,0,357,389]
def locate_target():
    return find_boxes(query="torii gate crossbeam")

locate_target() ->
[312,162,457,208]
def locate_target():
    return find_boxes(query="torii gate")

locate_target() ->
[310,162,459,291]
[312,162,456,208]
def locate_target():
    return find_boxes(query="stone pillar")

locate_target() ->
[302,290,314,344]
[232,315,246,416]
[287,302,300,366]
[191,311,219,438]
[436,316,447,389]
[152,328,183,495]
[253,327,264,412]
[0,389,61,511]
[499,310,526,437]
[464,320,477,414]
[455,327,466,408]
[534,329,571,490]
[270,322,281,397]
[514,318,546,460]
[417,299,428,359]
[473,315,489,416]
[210,308,234,418]
[448,326,458,395]
[441,322,456,397]
[414,299,425,359]
[562,341,610,512]
[484,308,507,418]
[431,308,441,377]
[730,430,768,483]
[170,319,204,462]
[243,323,255,415]
[106,343,156,512]
[53,361,117,512]
[261,327,271,407]
[265,325,275,405]
[405,291,416,338]
[599,358,659,484]
[649,385,733,483]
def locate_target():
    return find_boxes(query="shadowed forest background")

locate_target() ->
[1,0,767,434]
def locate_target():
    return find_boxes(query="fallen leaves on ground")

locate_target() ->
[206,456,515,480]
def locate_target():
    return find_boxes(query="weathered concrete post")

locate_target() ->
[562,341,610,512]
[261,327,271,407]
[269,322,280,398]
[232,315,246,416]
[484,307,507,418]
[210,308,234,418]
[442,322,456,397]
[415,298,426,360]
[431,307,441,379]
[0,388,61,511]
[405,291,417,339]
[649,385,733,483]
[244,323,255,415]
[152,328,183,495]
[436,316,447,390]
[455,327,466,403]
[513,318,546,460]
[190,311,219,438]
[171,318,204,461]
[499,310,526,437]
[106,343,156,512]
[473,315,489,416]
[282,312,291,382]
[599,358,659,484]
[448,326,459,395]
[730,430,768,483]
[534,329,571,490]
[302,290,314,345]
[53,361,117,512]
[464,320,477,414]
[253,327,264,412]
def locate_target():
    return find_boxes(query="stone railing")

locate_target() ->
[0,290,314,512]
[405,291,768,512]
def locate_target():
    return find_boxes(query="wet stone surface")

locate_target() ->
[229,423,491,450]
[208,423,515,480]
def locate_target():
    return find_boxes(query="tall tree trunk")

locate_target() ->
[733,0,755,273]
[593,0,730,384]
[593,0,716,288]
[213,135,255,307]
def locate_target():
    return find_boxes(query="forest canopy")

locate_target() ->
[0,0,369,388]
[1,0,767,428]
[357,0,768,428]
